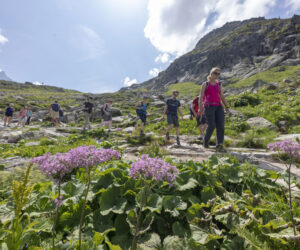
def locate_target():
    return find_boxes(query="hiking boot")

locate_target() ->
[166,132,170,140]
[197,136,203,141]
[203,142,209,149]
[176,137,181,146]
[140,130,145,137]
[216,144,227,153]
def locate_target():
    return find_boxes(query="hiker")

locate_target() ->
[83,97,94,130]
[26,106,32,125]
[191,96,207,141]
[17,106,27,127]
[198,67,231,152]
[58,109,64,123]
[4,103,14,127]
[100,100,113,132]
[162,90,184,145]
[48,101,60,127]
[135,97,147,136]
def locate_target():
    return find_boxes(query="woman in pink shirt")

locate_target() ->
[199,67,230,152]
[17,106,28,127]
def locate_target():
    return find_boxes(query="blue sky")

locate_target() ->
[0,0,299,93]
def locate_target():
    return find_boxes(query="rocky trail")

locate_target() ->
[1,122,299,182]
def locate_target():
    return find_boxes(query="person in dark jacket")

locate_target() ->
[162,90,184,145]
[4,103,14,127]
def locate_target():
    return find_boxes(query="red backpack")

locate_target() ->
[192,97,200,113]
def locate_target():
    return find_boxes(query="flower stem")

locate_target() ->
[79,167,91,249]
[53,180,61,250]
[131,183,149,250]
[288,160,296,236]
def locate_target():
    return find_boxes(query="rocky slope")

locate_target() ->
[0,70,12,81]
[123,15,300,91]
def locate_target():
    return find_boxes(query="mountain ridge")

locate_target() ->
[121,15,300,92]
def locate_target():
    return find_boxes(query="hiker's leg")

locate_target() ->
[204,106,216,146]
[173,116,179,137]
[215,106,225,146]
[108,120,112,130]
[141,121,145,131]
[4,116,7,126]
[201,124,207,137]
[175,126,179,137]
[8,117,12,126]
[84,113,89,129]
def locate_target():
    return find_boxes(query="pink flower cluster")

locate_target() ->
[32,152,74,180]
[129,154,178,184]
[32,146,121,180]
[267,140,300,159]
[68,146,121,169]
[54,195,63,207]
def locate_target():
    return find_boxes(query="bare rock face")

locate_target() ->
[246,117,275,129]
[123,15,300,92]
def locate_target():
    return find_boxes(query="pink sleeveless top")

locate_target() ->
[204,81,221,106]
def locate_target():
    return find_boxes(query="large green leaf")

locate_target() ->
[191,225,223,245]
[138,233,161,250]
[172,221,190,237]
[114,214,130,235]
[61,181,86,203]
[143,193,163,213]
[92,209,114,233]
[186,203,208,223]
[126,210,154,236]
[201,186,216,203]
[163,196,187,217]
[175,171,198,191]
[99,186,127,215]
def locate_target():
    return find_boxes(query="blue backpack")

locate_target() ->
[52,103,60,112]
[5,107,13,116]
[136,104,147,115]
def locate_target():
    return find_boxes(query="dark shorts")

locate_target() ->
[103,113,112,121]
[167,114,179,127]
[138,114,146,124]
[196,114,207,126]
[5,114,13,117]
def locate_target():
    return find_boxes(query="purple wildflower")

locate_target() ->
[68,146,121,169]
[267,140,300,159]
[32,152,74,180]
[129,154,178,185]
[32,146,121,179]
[54,195,63,207]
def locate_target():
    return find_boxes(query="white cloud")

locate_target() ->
[33,81,43,85]
[144,0,276,56]
[155,53,170,63]
[286,0,300,12]
[149,68,160,77]
[123,76,138,86]
[71,25,105,61]
[0,29,8,45]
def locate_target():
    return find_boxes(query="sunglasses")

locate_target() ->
[213,71,221,76]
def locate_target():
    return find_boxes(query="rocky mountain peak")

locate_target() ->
[123,15,300,92]
[0,70,12,81]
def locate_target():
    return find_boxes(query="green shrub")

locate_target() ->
[233,94,261,107]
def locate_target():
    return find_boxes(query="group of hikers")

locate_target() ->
[3,104,32,127]
[160,67,230,151]
[2,67,231,151]
[81,66,231,152]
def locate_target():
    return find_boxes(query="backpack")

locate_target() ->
[101,104,108,116]
[5,107,13,116]
[52,103,60,112]
[136,103,147,115]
